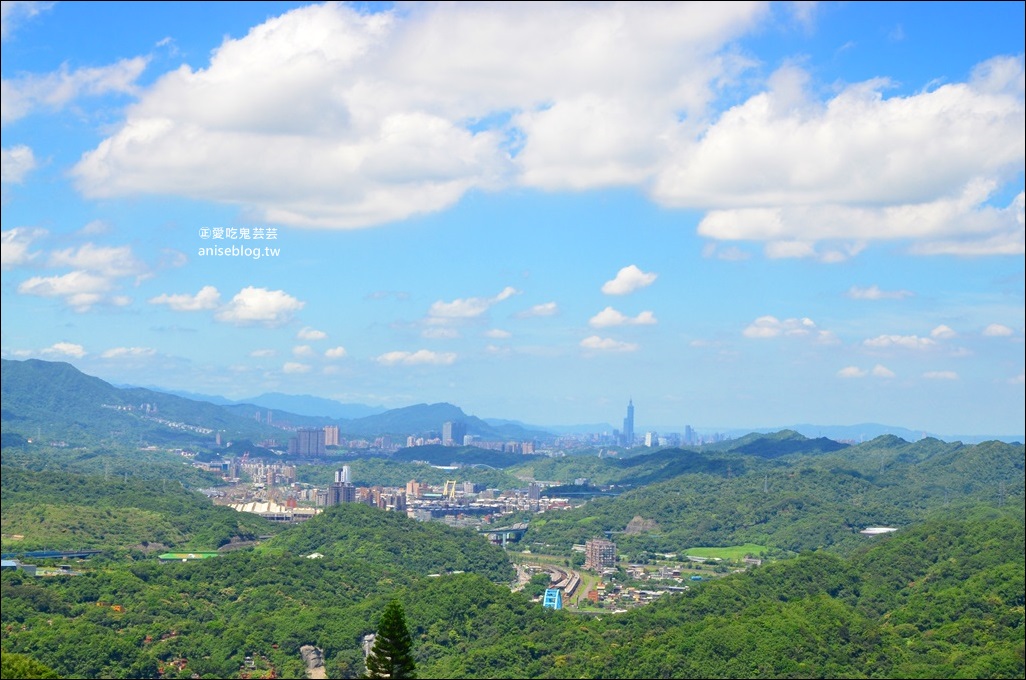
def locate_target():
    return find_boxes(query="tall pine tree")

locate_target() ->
[365,600,416,679]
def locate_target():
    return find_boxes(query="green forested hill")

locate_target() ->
[412,512,1025,679]
[3,512,1019,679]
[0,466,276,552]
[520,436,1025,556]
[260,503,515,583]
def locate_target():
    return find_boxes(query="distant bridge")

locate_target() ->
[479,522,529,546]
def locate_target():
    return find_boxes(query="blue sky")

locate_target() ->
[1,1,1023,436]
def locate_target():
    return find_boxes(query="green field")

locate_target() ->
[683,543,769,560]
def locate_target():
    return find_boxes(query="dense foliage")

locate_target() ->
[1,466,276,552]
[517,436,1025,556]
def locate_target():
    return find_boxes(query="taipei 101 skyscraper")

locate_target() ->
[622,399,635,448]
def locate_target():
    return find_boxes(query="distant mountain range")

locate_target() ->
[3,359,1019,448]
[0,359,549,447]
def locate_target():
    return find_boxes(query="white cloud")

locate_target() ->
[589,306,658,328]
[837,366,866,379]
[427,286,519,320]
[931,325,957,339]
[1,2,53,40]
[847,285,914,300]
[515,302,559,318]
[215,286,305,327]
[325,346,348,359]
[48,243,144,278]
[296,326,327,341]
[101,346,156,359]
[282,362,312,374]
[17,270,112,311]
[871,364,896,378]
[1,145,36,183]
[292,345,314,357]
[2,56,148,125]
[664,58,1025,256]
[580,335,638,352]
[484,329,511,339]
[376,349,457,366]
[40,341,86,358]
[923,370,959,380]
[69,3,766,228]
[1010,373,1025,385]
[864,334,937,350]
[149,285,221,312]
[982,323,1014,337]
[250,348,276,358]
[742,315,820,339]
[1,227,45,268]
[601,265,657,295]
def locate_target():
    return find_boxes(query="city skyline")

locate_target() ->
[1,2,1023,437]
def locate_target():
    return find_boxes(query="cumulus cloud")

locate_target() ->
[17,270,112,311]
[580,335,638,352]
[376,349,457,366]
[846,285,914,300]
[602,265,657,295]
[665,58,1025,256]
[325,346,347,359]
[250,348,276,358]
[484,329,511,339]
[292,345,314,357]
[863,334,937,350]
[215,286,305,326]
[68,3,766,228]
[742,315,833,341]
[296,326,327,341]
[2,56,148,125]
[515,302,559,318]
[48,243,144,278]
[149,285,221,311]
[427,286,518,321]
[931,325,957,339]
[282,362,312,374]
[589,306,657,328]
[923,370,959,380]
[838,364,896,379]
[1,145,36,183]
[982,323,1014,337]
[40,341,85,358]
[1,227,45,268]
[871,364,896,378]
[101,346,156,359]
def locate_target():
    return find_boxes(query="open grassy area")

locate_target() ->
[683,543,769,561]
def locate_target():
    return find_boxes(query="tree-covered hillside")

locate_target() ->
[2,512,1020,679]
[518,435,1024,556]
[1,466,276,552]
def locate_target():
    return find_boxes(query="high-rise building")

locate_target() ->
[622,399,635,448]
[289,428,326,456]
[324,425,340,447]
[584,537,617,570]
[442,420,466,447]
